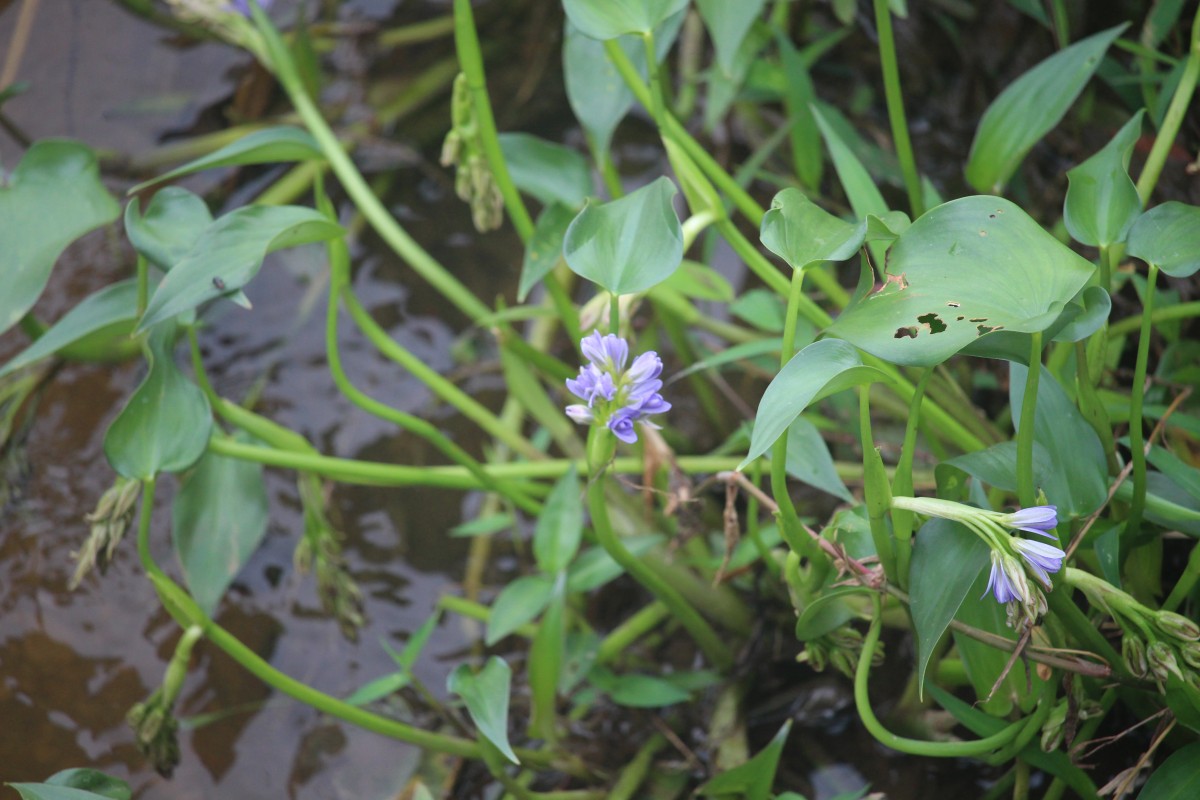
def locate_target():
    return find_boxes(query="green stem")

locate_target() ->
[1108,300,1200,337]
[872,0,923,217]
[1136,6,1200,203]
[1164,540,1200,612]
[856,594,1024,756]
[1016,332,1043,508]
[861,386,898,582]
[1098,243,1114,294]
[586,431,732,670]
[250,6,492,323]
[607,734,666,800]
[640,30,666,126]
[135,255,149,318]
[1126,263,1158,539]
[452,0,534,240]
[595,602,671,664]
[891,368,932,587]
[341,290,543,460]
[1048,576,1129,680]
[609,292,621,335]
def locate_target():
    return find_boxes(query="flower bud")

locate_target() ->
[1156,611,1200,642]
[1181,640,1200,670]
[1122,636,1148,679]
[1147,640,1183,682]
[1040,702,1067,753]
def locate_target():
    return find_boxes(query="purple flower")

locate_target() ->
[1012,538,1065,588]
[231,0,271,16]
[565,331,671,444]
[984,551,1026,604]
[1001,506,1058,538]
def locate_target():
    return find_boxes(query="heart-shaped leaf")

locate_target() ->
[563,176,683,295]
[958,285,1111,362]
[1064,111,1144,247]
[138,205,343,330]
[909,518,990,698]
[171,434,269,616]
[447,657,519,764]
[1127,201,1200,278]
[740,338,891,468]
[103,321,212,480]
[124,187,214,270]
[965,24,1126,193]
[0,140,120,336]
[128,126,323,193]
[759,188,864,271]
[562,0,688,39]
[828,196,1095,367]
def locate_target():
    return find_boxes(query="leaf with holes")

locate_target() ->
[828,196,1095,367]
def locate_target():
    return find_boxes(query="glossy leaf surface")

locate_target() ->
[498,133,591,208]
[1127,201,1200,277]
[1064,111,1143,247]
[124,187,213,270]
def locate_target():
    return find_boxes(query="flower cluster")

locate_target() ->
[892,497,1066,627]
[565,331,670,444]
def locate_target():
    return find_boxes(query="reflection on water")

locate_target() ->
[0,2,492,796]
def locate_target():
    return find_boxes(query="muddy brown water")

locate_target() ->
[1,2,1009,798]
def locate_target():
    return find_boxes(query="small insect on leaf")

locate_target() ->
[212,277,226,290]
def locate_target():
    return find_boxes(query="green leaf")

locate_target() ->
[1137,741,1200,799]
[0,140,120,336]
[1127,201,1200,278]
[740,339,891,468]
[124,187,213,270]
[344,671,410,706]
[128,126,324,194]
[812,104,889,219]
[533,466,584,574]
[486,575,554,645]
[778,35,823,191]
[695,720,791,800]
[498,133,591,208]
[759,188,864,271]
[794,585,867,640]
[597,672,691,708]
[0,280,137,378]
[658,260,735,303]
[563,176,683,295]
[563,24,636,155]
[695,0,767,76]
[958,285,1111,362]
[9,786,126,800]
[965,24,1126,193]
[1011,363,1108,518]
[138,205,344,330]
[784,417,854,502]
[908,518,990,698]
[562,0,688,39]
[103,321,212,480]
[518,203,575,302]
[44,770,130,800]
[171,434,269,616]
[566,535,663,592]
[447,657,519,764]
[828,196,1096,367]
[952,568,1036,716]
[1064,111,1143,247]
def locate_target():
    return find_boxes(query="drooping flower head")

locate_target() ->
[565,331,671,444]
[892,495,1065,627]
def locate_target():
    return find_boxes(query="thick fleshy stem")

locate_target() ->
[1016,332,1043,509]
[1126,263,1158,541]
[872,0,924,218]
[586,428,733,670]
